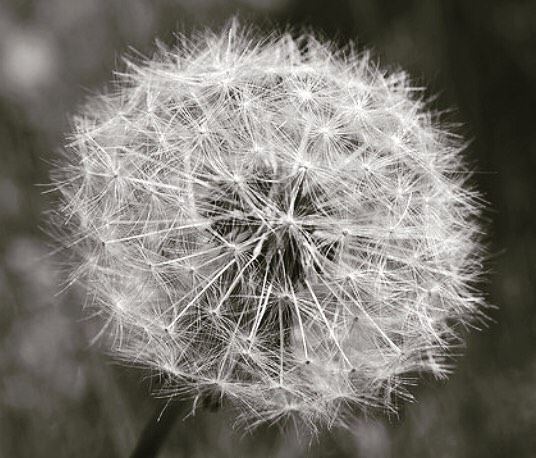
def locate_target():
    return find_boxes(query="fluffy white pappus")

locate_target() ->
[50,21,487,430]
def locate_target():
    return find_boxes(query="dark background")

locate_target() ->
[1,0,535,456]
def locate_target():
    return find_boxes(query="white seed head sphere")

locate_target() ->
[52,23,486,429]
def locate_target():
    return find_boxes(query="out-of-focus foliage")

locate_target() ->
[0,0,535,456]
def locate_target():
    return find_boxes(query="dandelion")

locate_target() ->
[50,21,486,431]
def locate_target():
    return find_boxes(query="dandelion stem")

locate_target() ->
[130,400,184,458]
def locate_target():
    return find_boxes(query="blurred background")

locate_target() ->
[1,0,535,456]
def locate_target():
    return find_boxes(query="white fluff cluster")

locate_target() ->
[51,22,486,429]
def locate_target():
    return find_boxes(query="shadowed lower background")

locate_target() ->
[0,0,535,456]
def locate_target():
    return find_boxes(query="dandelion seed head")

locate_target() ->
[51,21,487,430]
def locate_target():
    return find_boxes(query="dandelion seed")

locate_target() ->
[50,20,487,430]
